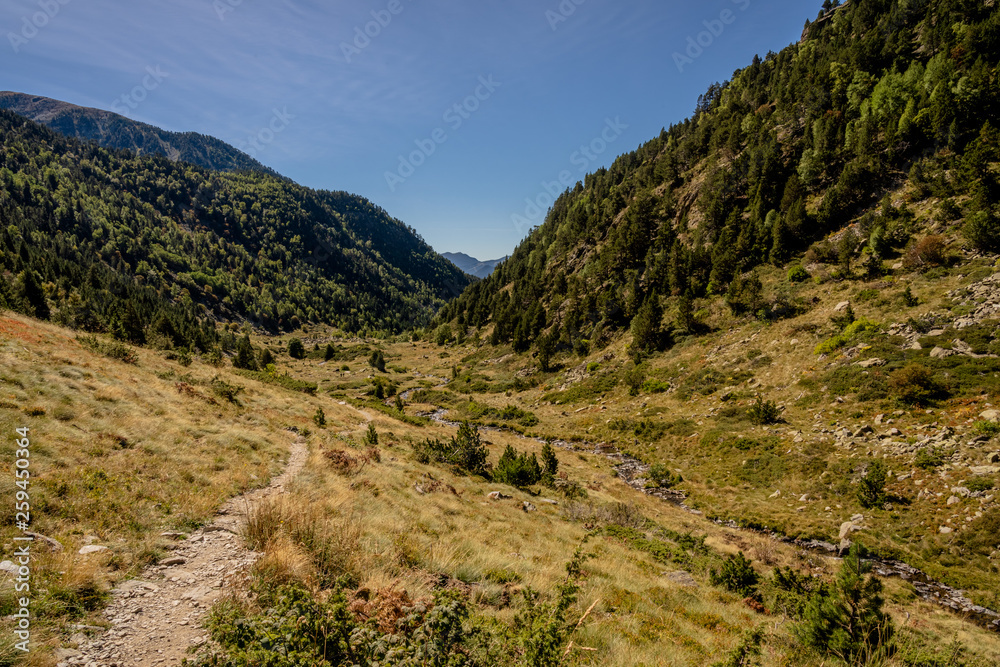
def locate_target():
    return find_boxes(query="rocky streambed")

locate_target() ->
[421,408,1000,633]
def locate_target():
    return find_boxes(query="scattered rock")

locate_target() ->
[834,301,851,312]
[947,496,961,506]
[487,491,511,501]
[854,425,874,438]
[522,502,536,512]
[939,526,954,534]
[665,570,698,587]
[856,358,885,368]
[24,531,63,552]
[874,414,886,426]
[930,347,958,359]
[980,409,1000,423]
[78,545,108,555]
[769,490,781,498]
[159,556,187,567]
[987,452,1000,464]
[951,487,971,497]
[839,521,864,540]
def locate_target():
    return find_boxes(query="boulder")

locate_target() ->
[78,545,108,555]
[947,496,961,505]
[930,347,958,359]
[0,561,19,575]
[839,522,863,540]
[939,526,953,534]
[951,487,971,497]
[487,491,511,501]
[856,358,885,368]
[521,502,536,512]
[769,490,781,499]
[24,531,63,552]
[834,301,851,312]
[159,556,187,566]
[980,409,1000,423]
[987,452,1000,464]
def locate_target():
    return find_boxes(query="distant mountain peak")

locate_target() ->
[0,91,280,177]
[442,252,506,279]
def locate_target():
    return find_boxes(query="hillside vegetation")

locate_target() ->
[0,110,470,340]
[0,92,282,178]
[438,0,998,359]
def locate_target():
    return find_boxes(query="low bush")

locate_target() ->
[77,335,138,364]
[493,445,542,487]
[414,421,490,476]
[646,463,682,489]
[710,552,759,599]
[857,460,888,509]
[787,265,811,283]
[889,364,944,405]
[747,395,781,425]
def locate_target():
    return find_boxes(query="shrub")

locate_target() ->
[540,441,558,483]
[796,544,893,665]
[493,445,542,487]
[211,377,244,404]
[889,364,944,405]
[313,407,326,428]
[77,335,139,364]
[259,347,275,368]
[972,420,1000,437]
[914,447,944,470]
[415,421,489,476]
[624,365,646,397]
[814,317,880,355]
[287,338,305,359]
[365,423,378,446]
[904,235,947,269]
[646,463,682,489]
[369,349,386,372]
[966,477,995,493]
[747,395,781,425]
[787,265,811,283]
[710,552,759,599]
[857,460,888,509]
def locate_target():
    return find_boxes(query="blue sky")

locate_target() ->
[1,0,812,259]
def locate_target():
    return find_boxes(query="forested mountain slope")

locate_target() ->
[0,91,281,177]
[437,0,999,355]
[0,110,471,344]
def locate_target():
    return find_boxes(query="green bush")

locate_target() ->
[787,265,811,283]
[857,460,888,509]
[77,335,139,364]
[493,445,542,487]
[540,441,558,483]
[914,447,944,470]
[747,395,781,425]
[972,420,1000,437]
[624,365,646,397]
[966,477,995,493]
[364,423,378,446]
[368,349,386,372]
[646,463,682,489]
[889,364,944,405]
[415,421,489,476]
[313,407,326,428]
[709,552,759,598]
[814,318,880,355]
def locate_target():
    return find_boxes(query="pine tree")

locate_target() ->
[541,441,558,483]
[233,334,258,370]
[769,214,790,266]
[796,544,893,664]
[18,270,49,320]
[259,347,275,368]
[631,291,665,353]
[288,338,306,359]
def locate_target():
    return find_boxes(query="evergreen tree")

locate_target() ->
[631,291,665,353]
[259,347,275,368]
[233,334,258,370]
[288,338,306,359]
[18,270,49,320]
[541,441,558,483]
[796,544,893,665]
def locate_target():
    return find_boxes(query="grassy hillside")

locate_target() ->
[0,109,471,340]
[3,312,1000,666]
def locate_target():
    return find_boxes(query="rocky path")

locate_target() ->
[59,435,308,667]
